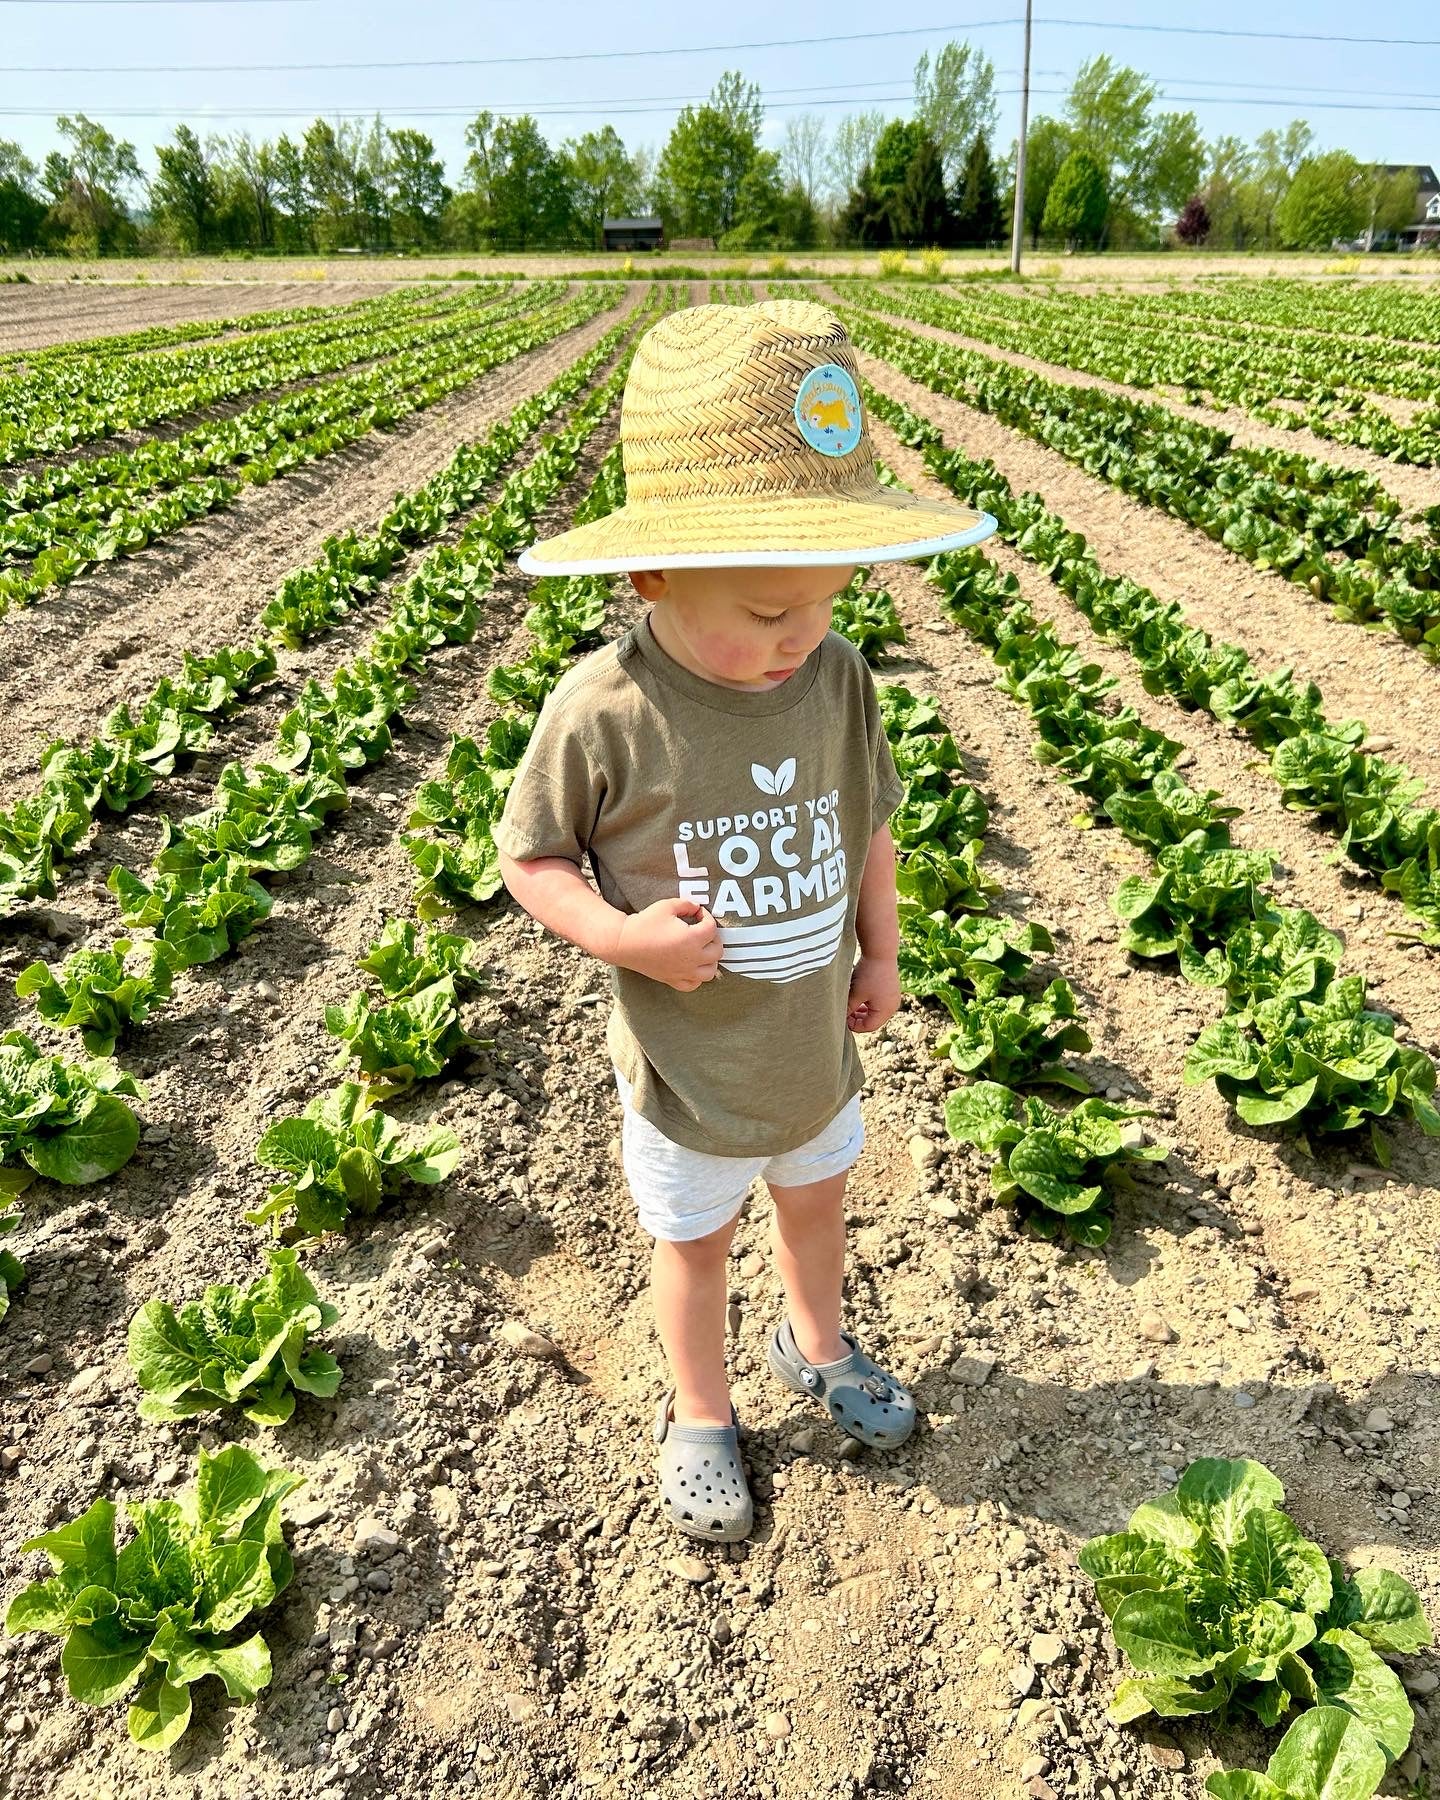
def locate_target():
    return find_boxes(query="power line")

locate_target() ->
[12,14,1440,74]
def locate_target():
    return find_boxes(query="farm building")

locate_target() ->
[1382,163,1440,248]
[602,214,664,252]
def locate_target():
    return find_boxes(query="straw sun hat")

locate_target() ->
[516,298,996,574]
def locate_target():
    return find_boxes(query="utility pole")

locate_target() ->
[1010,0,1033,275]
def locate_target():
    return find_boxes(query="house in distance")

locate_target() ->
[602,215,665,252]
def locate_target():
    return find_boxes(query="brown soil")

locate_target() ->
[1,285,1437,1800]
[0,282,406,356]
[839,293,1440,522]
[0,294,637,796]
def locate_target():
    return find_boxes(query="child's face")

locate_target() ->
[630,564,858,691]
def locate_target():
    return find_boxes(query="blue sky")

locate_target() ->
[4,0,1437,186]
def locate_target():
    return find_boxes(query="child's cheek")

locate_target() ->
[695,628,763,680]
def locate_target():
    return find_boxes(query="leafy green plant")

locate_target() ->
[248,1081,460,1237]
[1103,770,1241,851]
[128,1247,341,1425]
[944,1080,1164,1245]
[1206,1705,1386,1800]
[0,1031,142,1191]
[934,979,1092,1090]
[1182,908,1343,1012]
[355,918,487,999]
[1079,1458,1431,1762]
[16,938,175,1054]
[895,836,999,914]
[1113,833,1274,973]
[0,1194,24,1321]
[4,1444,303,1752]
[1185,976,1440,1158]
[899,911,1054,1002]
[108,849,273,970]
[324,977,481,1088]
[832,580,907,664]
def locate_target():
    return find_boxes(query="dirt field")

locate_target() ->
[1,280,1437,1800]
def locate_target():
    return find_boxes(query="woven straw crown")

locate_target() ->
[517,298,995,574]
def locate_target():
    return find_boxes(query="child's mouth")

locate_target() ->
[764,667,797,681]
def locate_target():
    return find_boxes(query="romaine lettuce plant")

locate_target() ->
[1079,1458,1430,1762]
[355,918,487,999]
[0,1194,24,1321]
[248,1080,459,1236]
[16,937,175,1054]
[944,1080,1164,1245]
[1185,975,1440,1158]
[832,580,907,664]
[1113,833,1274,973]
[895,837,999,914]
[0,1031,142,1191]
[899,911,1054,1002]
[4,1444,303,1752]
[128,1247,341,1425]
[1207,1705,1385,1800]
[109,849,273,970]
[934,980,1093,1090]
[324,976,481,1088]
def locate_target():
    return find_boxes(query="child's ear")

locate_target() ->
[630,569,667,600]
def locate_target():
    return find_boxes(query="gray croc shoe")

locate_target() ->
[653,1390,754,1543]
[767,1318,917,1449]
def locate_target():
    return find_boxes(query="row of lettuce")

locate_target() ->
[2,283,510,462]
[830,549,1436,1800]
[0,281,622,615]
[848,279,1440,466]
[0,290,627,915]
[809,284,1440,654]
[0,318,665,1751]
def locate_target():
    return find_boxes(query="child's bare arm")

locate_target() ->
[848,824,901,1033]
[497,850,723,992]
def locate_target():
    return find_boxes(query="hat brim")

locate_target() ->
[516,488,997,576]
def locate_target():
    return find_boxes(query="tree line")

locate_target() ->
[0,45,1423,257]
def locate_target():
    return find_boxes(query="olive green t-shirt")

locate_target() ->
[491,611,903,1156]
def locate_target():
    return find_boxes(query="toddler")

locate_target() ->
[492,299,994,1541]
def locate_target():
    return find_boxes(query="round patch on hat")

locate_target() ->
[793,363,863,458]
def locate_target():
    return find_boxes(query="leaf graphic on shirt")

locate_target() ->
[751,758,796,797]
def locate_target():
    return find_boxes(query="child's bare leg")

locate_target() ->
[651,1214,740,1428]
[767,1170,849,1365]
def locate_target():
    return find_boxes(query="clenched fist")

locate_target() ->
[613,899,724,991]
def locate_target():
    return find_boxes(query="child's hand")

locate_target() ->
[613,899,723,991]
[847,954,900,1033]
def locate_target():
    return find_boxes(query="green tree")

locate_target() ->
[780,113,827,204]
[1201,134,1254,249]
[271,134,312,250]
[1276,150,1368,249]
[1237,120,1313,248]
[230,133,279,248]
[563,125,639,248]
[387,128,447,247]
[892,133,951,246]
[840,159,891,246]
[653,71,764,240]
[872,119,926,202]
[719,149,785,249]
[151,125,220,251]
[1017,116,1071,247]
[46,114,141,253]
[776,181,820,248]
[1041,147,1108,247]
[952,132,1002,244]
[1363,164,1420,248]
[827,110,884,207]
[0,141,45,251]
[914,41,998,184]
[487,116,573,248]
[302,119,358,249]
[1063,56,1202,242]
